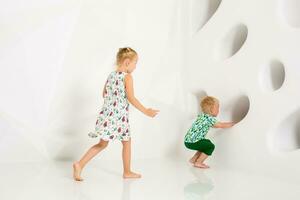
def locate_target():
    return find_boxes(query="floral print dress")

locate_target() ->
[88,71,130,141]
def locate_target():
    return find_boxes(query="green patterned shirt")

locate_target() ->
[184,113,217,143]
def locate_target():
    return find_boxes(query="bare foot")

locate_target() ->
[73,162,84,181]
[194,162,209,169]
[202,163,210,168]
[123,171,142,179]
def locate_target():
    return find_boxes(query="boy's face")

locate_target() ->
[211,103,219,116]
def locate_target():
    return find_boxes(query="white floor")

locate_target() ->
[1,159,299,200]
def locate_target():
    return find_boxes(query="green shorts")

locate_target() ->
[184,139,215,156]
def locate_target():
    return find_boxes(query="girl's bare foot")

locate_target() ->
[123,171,142,179]
[73,162,84,181]
[194,162,209,169]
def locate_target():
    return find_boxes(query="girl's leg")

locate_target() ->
[73,139,109,181]
[122,139,141,179]
[189,151,202,164]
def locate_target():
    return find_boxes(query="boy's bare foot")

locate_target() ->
[194,162,209,169]
[123,171,142,179]
[73,162,84,181]
[202,163,210,168]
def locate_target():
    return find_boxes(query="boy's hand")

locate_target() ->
[214,121,235,128]
[145,108,159,117]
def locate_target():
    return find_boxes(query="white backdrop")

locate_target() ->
[1,0,300,183]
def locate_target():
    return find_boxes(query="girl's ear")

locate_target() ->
[124,58,130,66]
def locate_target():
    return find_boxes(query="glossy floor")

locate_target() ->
[1,159,299,200]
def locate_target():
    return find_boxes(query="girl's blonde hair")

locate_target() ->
[200,96,219,115]
[116,47,137,66]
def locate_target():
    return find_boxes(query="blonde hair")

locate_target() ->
[116,47,137,66]
[200,96,219,115]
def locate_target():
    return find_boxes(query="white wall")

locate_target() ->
[1,0,300,183]
[0,0,186,163]
[183,0,300,183]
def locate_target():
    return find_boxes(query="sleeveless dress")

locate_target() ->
[88,71,130,141]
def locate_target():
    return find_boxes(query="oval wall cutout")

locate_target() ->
[271,109,300,152]
[219,95,250,123]
[278,0,300,28]
[214,24,248,60]
[259,60,285,92]
[191,0,222,33]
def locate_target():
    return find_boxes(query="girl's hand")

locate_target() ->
[124,74,159,117]
[145,108,159,117]
[229,122,236,127]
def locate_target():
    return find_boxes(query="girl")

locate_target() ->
[73,47,159,181]
[184,96,235,168]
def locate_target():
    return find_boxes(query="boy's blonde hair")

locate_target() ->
[200,96,219,115]
[116,47,137,66]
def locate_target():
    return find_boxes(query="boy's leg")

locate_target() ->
[185,142,202,163]
[194,153,209,168]
[122,139,141,179]
[189,151,202,164]
[194,140,215,168]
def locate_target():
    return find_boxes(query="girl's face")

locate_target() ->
[211,103,219,116]
[125,56,138,73]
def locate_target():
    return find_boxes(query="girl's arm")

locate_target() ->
[213,122,235,128]
[125,74,158,117]
[102,81,107,98]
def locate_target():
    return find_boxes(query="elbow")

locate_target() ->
[127,96,136,104]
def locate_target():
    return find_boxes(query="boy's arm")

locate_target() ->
[213,122,235,128]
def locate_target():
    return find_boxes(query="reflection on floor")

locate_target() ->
[0,159,299,200]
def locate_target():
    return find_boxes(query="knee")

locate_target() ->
[121,139,131,146]
[96,141,108,149]
[211,143,215,150]
[208,143,215,153]
[210,143,215,151]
